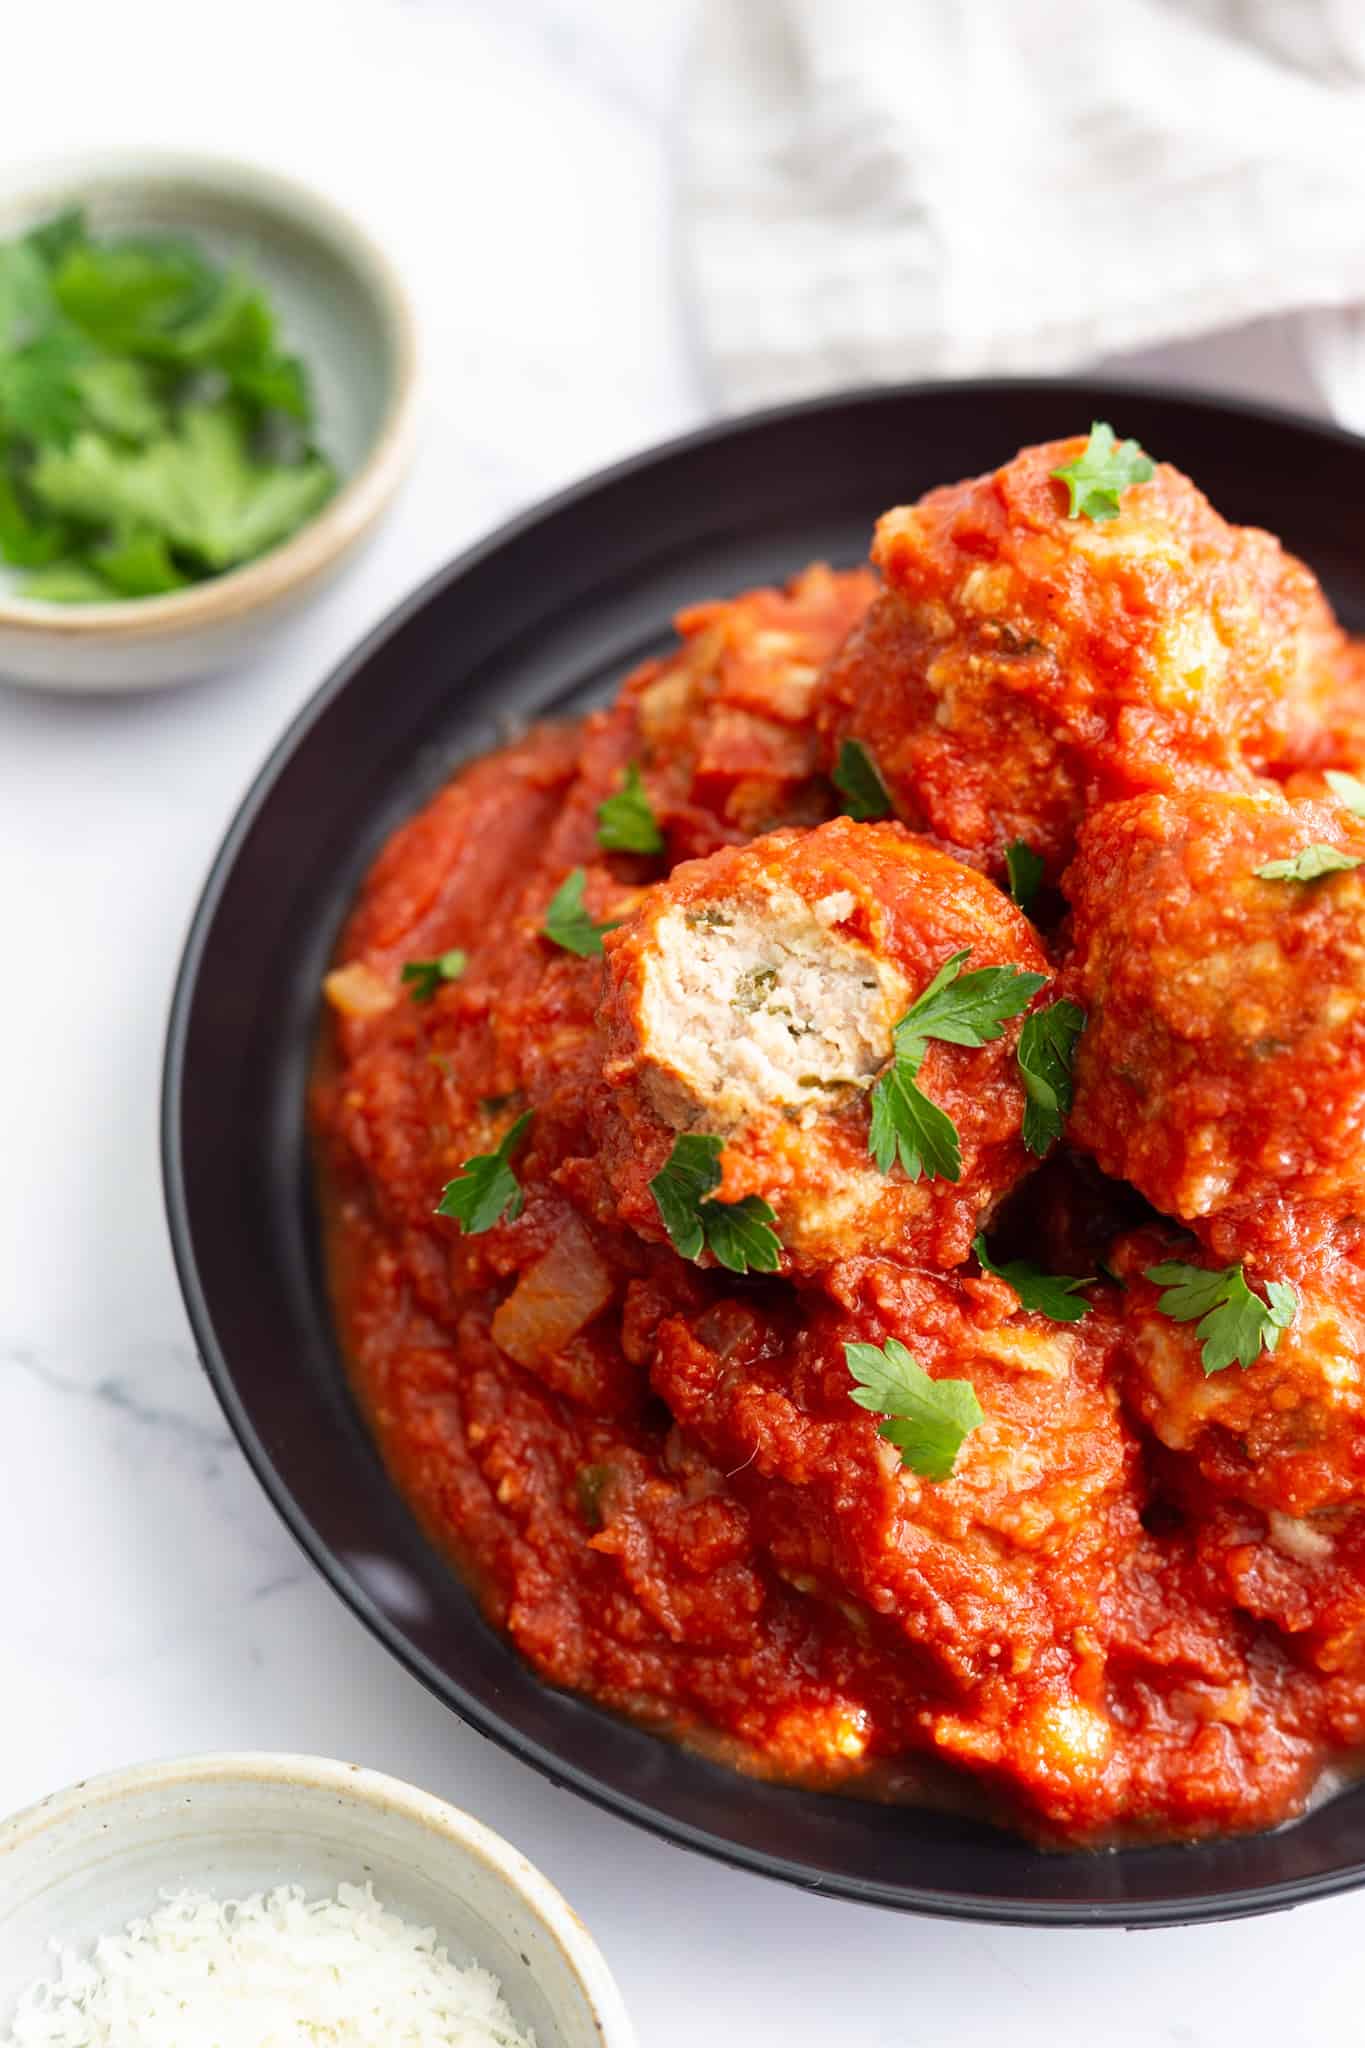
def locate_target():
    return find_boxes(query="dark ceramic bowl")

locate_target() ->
[164,379,1365,1926]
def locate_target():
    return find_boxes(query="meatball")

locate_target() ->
[578,563,875,865]
[1192,1492,1365,1680]
[1282,636,1365,793]
[595,816,1051,1269]
[815,437,1340,883]
[651,1260,1138,1696]
[1111,1230,1365,1515]
[1104,1530,1328,1835]
[1063,789,1365,1261]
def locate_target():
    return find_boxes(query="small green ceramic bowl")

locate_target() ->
[0,151,419,692]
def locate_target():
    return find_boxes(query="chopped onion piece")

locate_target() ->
[492,1218,613,1366]
[323,962,397,1018]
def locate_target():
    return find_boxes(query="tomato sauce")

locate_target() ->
[312,563,1365,1846]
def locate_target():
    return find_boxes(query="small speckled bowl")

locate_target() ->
[0,1753,634,2047]
[0,152,419,692]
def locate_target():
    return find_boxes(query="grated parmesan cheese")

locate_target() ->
[3,1881,535,2048]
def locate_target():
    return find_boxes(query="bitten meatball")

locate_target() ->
[651,1261,1138,1698]
[594,816,1050,1269]
[1111,1230,1365,1515]
[815,437,1340,882]
[1063,789,1365,1261]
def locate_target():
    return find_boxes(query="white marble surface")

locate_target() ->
[2,2,1362,2041]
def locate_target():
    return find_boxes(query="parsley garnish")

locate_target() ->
[401,949,468,1003]
[649,1133,783,1273]
[974,1234,1092,1323]
[1255,844,1361,883]
[543,869,622,957]
[1050,421,1154,522]
[1004,839,1044,917]
[833,738,893,822]
[845,1337,983,1482]
[868,950,1046,1183]
[1145,1259,1298,1376]
[1324,769,1365,818]
[435,1111,533,1235]
[1016,999,1085,1156]
[0,209,333,601]
[597,763,664,854]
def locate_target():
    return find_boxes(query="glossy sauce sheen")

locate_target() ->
[314,507,1365,1846]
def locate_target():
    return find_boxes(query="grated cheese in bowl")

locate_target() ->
[3,1880,536,2048]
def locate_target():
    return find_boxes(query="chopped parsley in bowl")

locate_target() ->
[0,208,336,602]
[0,152,417,690]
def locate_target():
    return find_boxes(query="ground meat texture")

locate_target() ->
[1111,1230,1365,1516]
[1062,789,1365,1262]
[652,1263,1139,1701]
[595,816,1050,1269]
[815,438,1341,884]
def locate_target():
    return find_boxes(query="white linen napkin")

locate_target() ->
[683,0,1365,426]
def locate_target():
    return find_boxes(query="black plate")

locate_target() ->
[164,379,1365,1926]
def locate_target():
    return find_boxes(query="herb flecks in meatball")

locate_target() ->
[637,882,905,1130]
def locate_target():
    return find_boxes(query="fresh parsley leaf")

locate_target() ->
[1050,421,1154,522]
[1017,998,1085,1156]
[0,329,88,445]
[50,233,216,353]
[648,1133,720,1260]
[0,242,55,351]
[648,1132,784,1273]
[24,207,86,270]
[1145,1259,1298,1376]
[597,762,664,855]
[73,359,164,441]
[161,271,274,369]
[28,406,334,573]
[401,948,468,1002]
[543,868,622,957]
[0,472,70,567]
[702,1196,784,1274]
[1324,769,1365,818]
[435,1110,533,1235]
[973,1234,1092,1323]
[868,950,1045,1183]
[233,349,312,422]
[845,1336,983,1482]
[18,561,115,603]
[1255,843,1361,883]
[1004,839,1044,917]
[833,737,893,822]
[892,951,1048,1058]
[868,1061,962,1181]
[91,528,187,597]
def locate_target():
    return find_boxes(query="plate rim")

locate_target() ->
[162,374,1365,1927]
